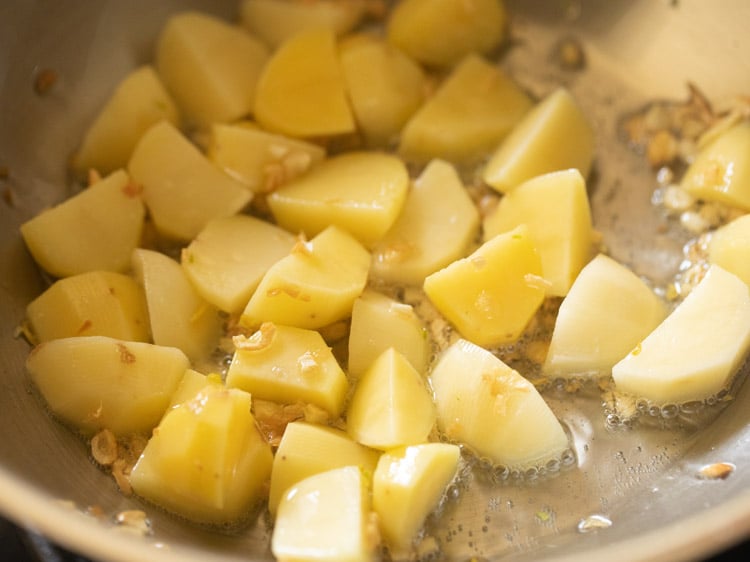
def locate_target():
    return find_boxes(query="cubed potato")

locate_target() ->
[181,215,297,313]
[709,214,750,285]
[268,421,380,515]
[131,249,223,366]
[267,151,409,247]
[386,0,507,68]
[423,224,545,347]
[254,28,355,138]
[348,289,429,378]
[167,369,222,410]
[72,66,179,177]
[155,11,269,127]
[339,34,427,148]
[430,338,569,469]
[241,226,370,330]
[346,348,435,450]
[483,169,594,296]
[272,466,376,562]
[398,54,532,164]
[20,170,144,278]
[207,122,326,193]
[370,159,480,285]
[681,122,750,211]
[26,270,150,343]
[482,87,594,193]
[373,443,460,552]
[26,336,189,436]
[226,322,349,417]
[130,385,273,525]
[543,254,667,378]
[612,265,750,404]
[128,121,252,242]
[239,0,366,48]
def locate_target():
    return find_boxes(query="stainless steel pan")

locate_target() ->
[2,1,750,560]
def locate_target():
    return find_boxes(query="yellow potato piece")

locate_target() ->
[430,338,569,469]
[681,122,750,211]
[26,336,189,436]
[387,0,507,68]
[167,370,222,410]
[482,87,594,193]
[483,169,594,296]
[26,271,150,343]
[226,323,349,417]
[130,385,273,525]
[267,151,409,247]
[72,66,179,177]
[423,224,545,347]
[155,11,269,127]
[709,214,750,285]
[128,121,252,242]
[254,27,355,138]
[399,54,532,164]
[241,226,370,330]
[340,34,427,147]
[370,159,480,285]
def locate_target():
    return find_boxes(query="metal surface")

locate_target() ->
[1,1,750,561]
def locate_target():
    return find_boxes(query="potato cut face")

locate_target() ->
[612,265,750,405]
[181,214,297,313]
[130,385,273,525]
[399,54,532,164]
[72,66,179,177]
[482,87,594,193]
[681,122,750,211]
[268,421,380,516]
[543,254,667,378]
[240,226,370,330]
[483,169,594,297]
[155,11,269,127]
[709,214,750,285]
[348,289,429,378]
[386,0,507,68]
[226,323,349,417]
[131,249,223,367]
[373,443,460,551]
[272,466,375,562]
[167,369,222,410]
[423,224,545,347]
[20,170,144,278]
[370,159,480,285]
[127,121,252,242]
[253,27,355,137]
[26,336,189,436]
[430,339,569,469]
[267,151,409,247]
[26,270,150,343]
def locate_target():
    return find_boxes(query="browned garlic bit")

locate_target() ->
[698,462,735,480]
[233,321,277,351]
[90,429,119,466]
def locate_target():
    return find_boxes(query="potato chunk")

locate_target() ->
[26,271,149,343]
[430,339,569,469]
[370,159,480,285]
[254,28,355,138]
[26,336,189,436]
[155,11,269,127]
[128,121,251,241]
[241,226,370,330]
[267,151,409,247]
[398,54,532,164]
[72,66,179,177]
[226,323,349,417]
[612,265,750,404]
[20,170,144,278]
[387,0,507,68]
[482,88,594,193]
[130,385,273,524]
[423,225,545,347]
[709,214,750,285]
[543,254,667,378]
[483,169,594,296]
